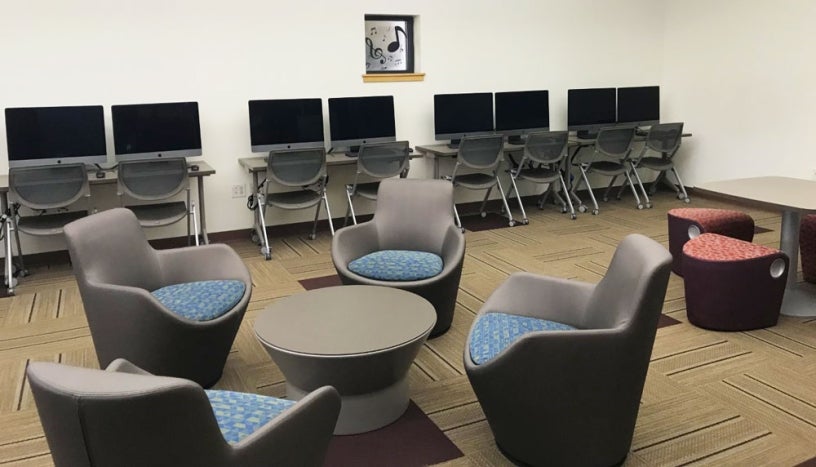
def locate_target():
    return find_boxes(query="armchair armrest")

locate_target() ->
[156,244,251,285]
[479,272,595,327]
[331,221,380,269]
[234,386,341,467]
[105,359,152,375]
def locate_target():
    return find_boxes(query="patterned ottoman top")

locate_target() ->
[683,233,780,261]
[668,208,752,226]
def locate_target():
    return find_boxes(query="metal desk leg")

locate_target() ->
[433,157,440,179]
[1,193,16,295]
[779,210,816,317]
[196,176,210,244]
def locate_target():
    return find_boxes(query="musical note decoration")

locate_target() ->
[363,16,413,73]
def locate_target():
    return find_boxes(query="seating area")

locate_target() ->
[3,189,816,466]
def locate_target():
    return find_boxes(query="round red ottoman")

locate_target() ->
[683,233,787,331]
[668,208,755,276]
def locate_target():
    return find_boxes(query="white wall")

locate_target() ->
[0,0,665,253]
[662,0,816,185]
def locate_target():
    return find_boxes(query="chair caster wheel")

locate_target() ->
[521,219,529,225]
[570,214,577,220]
[508,220,515,227]
[646,203,653,209]
[683,198,691,204]
[677,193,684,200]
[460,228,466,234]
[560,207,567,213]
[480,212,487,218]
[603,197,609,202]
[637,204,644,210]
[592,209,599,215]
[578,205,587,213]
[308,233,316,240]
[250,232,260,244]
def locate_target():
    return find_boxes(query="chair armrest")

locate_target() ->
[479,272,595,326]
[105,359,153,375]
[331,221,380,269]
[156,244,251,285]
[233,386,341,467]
[440,223,465,267]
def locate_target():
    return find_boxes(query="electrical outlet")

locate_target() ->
[231,184,246,198]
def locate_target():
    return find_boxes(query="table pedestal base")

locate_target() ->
[287,377,409,435]
[781,282,816,317]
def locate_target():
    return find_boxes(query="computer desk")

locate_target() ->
[0,160,216,245]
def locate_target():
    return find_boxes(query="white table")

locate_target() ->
[696,176,816,317]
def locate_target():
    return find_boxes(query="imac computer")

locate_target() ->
[112,101,202,161]
[495,90,549,144]
[617,86,660,127]
[567,88,616,139]
[248,98,324,152]
[4,105,107,168]
[328,95,396,156]
[433,92,493,147]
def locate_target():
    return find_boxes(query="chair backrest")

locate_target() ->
[64,208,162,291]
[595,127,636,159]
[524,131,569,165]
[457,135,504,170]
[645,122,684,154]
[356,140,410,178]
[118,158,189,201]
[9,164,89,210]
[27,362,230,467]
[583,233,672,333]
[265,148,326,189]
[374,178,456,254]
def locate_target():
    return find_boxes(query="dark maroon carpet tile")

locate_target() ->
[795,457,816,467]
[325,401,464,467]
[754,225,773,234]
[461,212,518,232]
[657,314,682,329]
[298,274,343,290]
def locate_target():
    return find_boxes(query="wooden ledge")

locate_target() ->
[363,73,425,83]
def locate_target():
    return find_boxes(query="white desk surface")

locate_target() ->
[695,176,816,214]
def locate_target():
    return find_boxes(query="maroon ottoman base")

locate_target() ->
[800,214,816,284]
[683,233,788,331]
[668,208,755,276]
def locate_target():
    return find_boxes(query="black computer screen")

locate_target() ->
[5,105,106,162]
[248,98,324,151]
[434,93,494,138]
[112,102,202,156]
[328,96,396,146]
[495,90,549,133]
[567,88,616,130]
[617,86,660,125]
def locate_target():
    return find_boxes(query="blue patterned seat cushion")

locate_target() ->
[469,312,576,365]
[348,250,443,281]
[151,280,245,321]
[206,390,295,444]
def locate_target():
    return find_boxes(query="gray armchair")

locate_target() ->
[27,359,340,467]
[332,178,465,336]
[464,234,672,466]
[63,208,251,387]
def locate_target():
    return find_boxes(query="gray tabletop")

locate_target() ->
[255,285,436,356]
[696,176,816,213]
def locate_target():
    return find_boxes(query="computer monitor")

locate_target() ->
[617,86,660,126]
[4,105,107,168]
[112,101,202,161]
[433,92,494,145]
[495,90,549,143]
[567,88,616,136]
[328,95,396,151]
[248,98,325,152]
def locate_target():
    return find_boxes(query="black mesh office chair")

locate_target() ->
[255,148,333,260]
[633,122,689,203]
[448,135,514,230]
[117,158,199,245]
[343,140,410,226]
[506,131,575,223]
[6,164,91,294]
[570,127,642,214]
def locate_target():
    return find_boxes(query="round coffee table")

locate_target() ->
[254,285,436,435]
